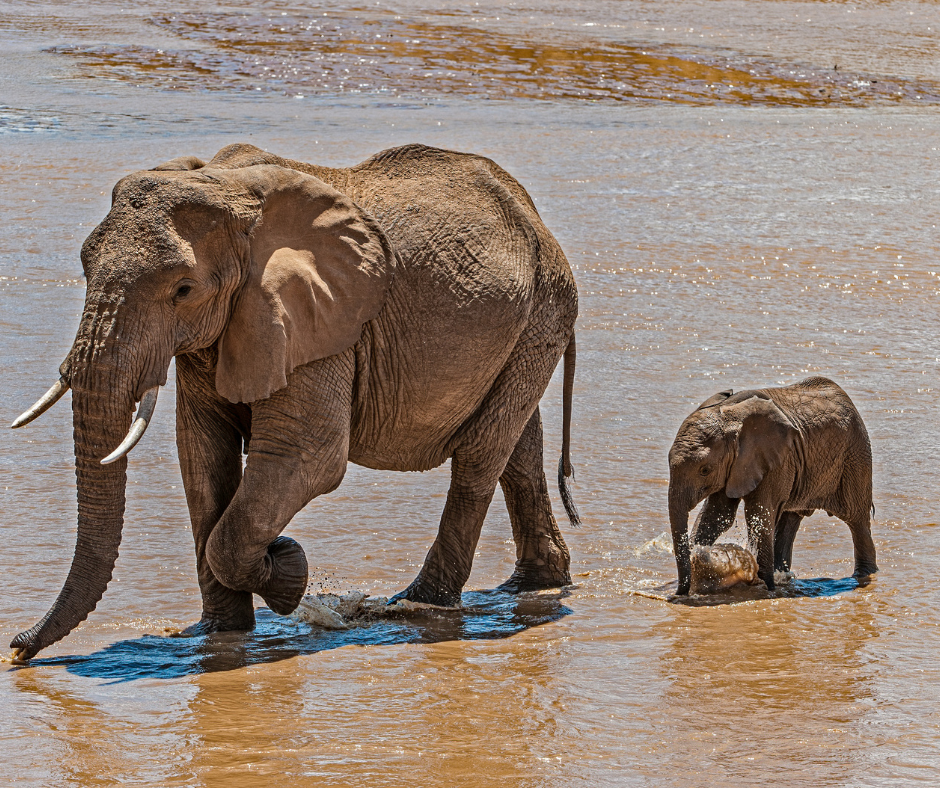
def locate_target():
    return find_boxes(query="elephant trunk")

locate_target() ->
[669,484,695,596]
[10,299,166,661]
[11,376,133,660]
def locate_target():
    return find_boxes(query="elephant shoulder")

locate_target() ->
[350,144,571,282]
[792,376,862,415]
[352,143,493,178]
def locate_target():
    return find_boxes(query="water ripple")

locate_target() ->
[42,9,940,107]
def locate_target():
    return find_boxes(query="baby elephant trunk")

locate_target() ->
[689,543,759,595]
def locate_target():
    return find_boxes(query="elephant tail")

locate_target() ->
[557,333,581,527]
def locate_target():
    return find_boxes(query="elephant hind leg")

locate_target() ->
[392,317,571,606]
[390,449,501,606]
[846,512,878,578]
[497,407,571,593]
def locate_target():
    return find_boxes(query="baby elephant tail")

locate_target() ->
[558,333,581,527]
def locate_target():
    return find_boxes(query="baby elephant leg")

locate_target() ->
[773,511,804,573]
[692,492,740,545]
[846,513,878,578]
[744,498,777,590]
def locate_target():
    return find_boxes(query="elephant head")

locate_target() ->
[10,156,396,660]
[667,389,797,594]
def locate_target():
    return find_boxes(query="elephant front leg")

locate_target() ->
[205,482,311,616]
[201,456,324,617]
[744,497,778,590]
[176,358,255,633]
[692,492,740,546]
[773,511,803,573]
[497,407,571,592]
[204,356,353,617]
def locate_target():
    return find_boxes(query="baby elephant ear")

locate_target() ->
[150,155,206,171]
[696,389,733,410]
[216,165,396,403]
[722,394,797,499]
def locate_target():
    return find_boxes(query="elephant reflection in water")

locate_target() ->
[653,596,880,783]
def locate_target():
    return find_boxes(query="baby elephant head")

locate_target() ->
[667,389,797,594]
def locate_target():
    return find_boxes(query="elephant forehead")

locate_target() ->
[674,415,722,444]
[81,206,190,279]
[82,176,252,279]
[669,438,713,466]
[109,170,257,223]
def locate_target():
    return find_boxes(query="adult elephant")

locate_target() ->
[10,143,580,661]
[668,377,877,595]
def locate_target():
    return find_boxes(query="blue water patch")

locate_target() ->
[664,575,864,607]
[0,106,61,134]
[630,575,867,606]
[19,589,572,683]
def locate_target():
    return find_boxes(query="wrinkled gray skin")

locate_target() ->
[668,377,877,595]
[11,143,579,660]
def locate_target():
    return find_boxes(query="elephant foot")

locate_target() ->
[853,562,878,579]
[389,575,462,607]
[497,563,571,593]
[499,533,571,592]
[177,612,256,637]
[186,582,256,636]
[256,536,308,616]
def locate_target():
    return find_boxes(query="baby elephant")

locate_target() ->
[668,376,877,595]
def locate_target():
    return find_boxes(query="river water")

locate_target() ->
[2,1,940,785]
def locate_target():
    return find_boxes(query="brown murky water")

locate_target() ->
[3,1,940,785]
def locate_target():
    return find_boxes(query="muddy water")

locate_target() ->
[2,1,940,785]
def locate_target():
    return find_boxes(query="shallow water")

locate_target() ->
[2,1,940,785]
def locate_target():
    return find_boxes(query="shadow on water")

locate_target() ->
[635,575,868,607]
[14,589,572,683]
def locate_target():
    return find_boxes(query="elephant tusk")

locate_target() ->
[11,377,70,429]
[100,386,160,465]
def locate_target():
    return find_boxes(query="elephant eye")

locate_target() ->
[173,282,193,301]
[699,465,712,476]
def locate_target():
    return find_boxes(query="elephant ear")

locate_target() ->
[721,393,797,498]
[215,165,396,403]
[696,389,733,410]
[151,155,206,171]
